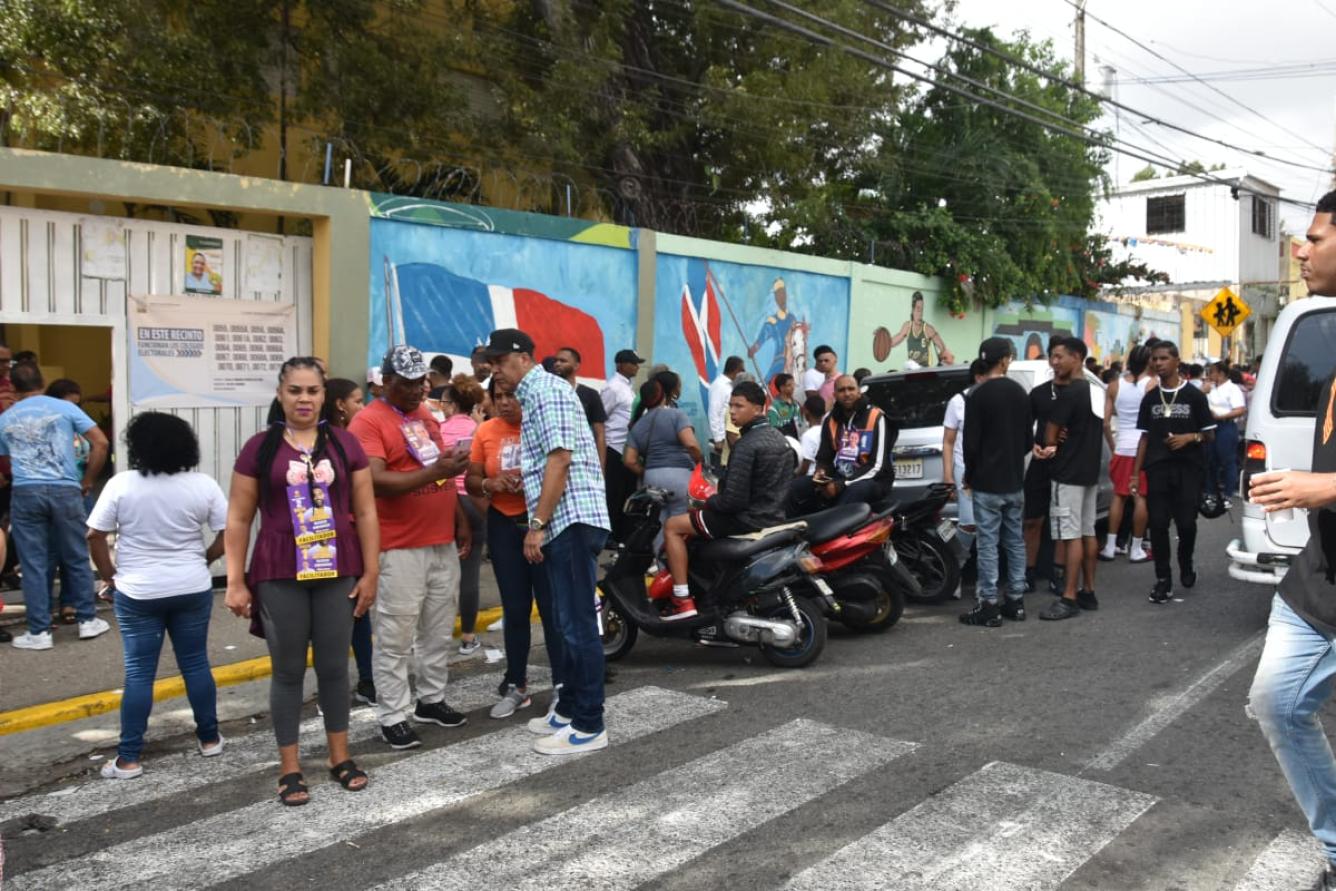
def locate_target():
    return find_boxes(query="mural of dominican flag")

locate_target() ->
[680,260,722,407]
[386,259,608,383]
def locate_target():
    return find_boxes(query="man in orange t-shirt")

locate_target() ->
[349,345,472,750]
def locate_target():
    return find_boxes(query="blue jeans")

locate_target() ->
[1250,594,1336,865]
[1209,420,1240,498]
[542,522,608,734]
[113,589,217,762]
[972,489,1027,604]
[488,508,562,692]
[11,484,96,634]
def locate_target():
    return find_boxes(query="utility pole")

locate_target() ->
[1074,0,1087,85]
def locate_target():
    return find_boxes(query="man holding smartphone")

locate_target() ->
[1249,189,1336,890]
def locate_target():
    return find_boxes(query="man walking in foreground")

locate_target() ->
[1248,189,1336,890]
[959,338,1031,627]
[486,328,612,755]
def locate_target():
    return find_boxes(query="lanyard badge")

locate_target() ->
[287,446,338,581]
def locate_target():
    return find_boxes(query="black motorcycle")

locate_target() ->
[882,482,963,604]
[597,486,831,669]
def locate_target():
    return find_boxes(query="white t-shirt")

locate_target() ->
[87,470,228,599]
[801,368,825,394]
[799,424,823,476]
[1208,380,1246,419]
[943,392,966,467]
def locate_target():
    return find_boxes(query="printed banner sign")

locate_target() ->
[129,294,296,408]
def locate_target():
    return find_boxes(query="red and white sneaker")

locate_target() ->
[662,596,698,622]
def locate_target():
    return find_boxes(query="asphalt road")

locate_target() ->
[1,515,1330,890]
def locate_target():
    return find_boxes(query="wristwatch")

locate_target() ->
[528,516,548,531]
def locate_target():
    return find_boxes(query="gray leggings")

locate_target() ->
[458,497,487,634]
[257,576,356,747]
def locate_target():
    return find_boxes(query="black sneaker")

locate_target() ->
[1180,566,1197,589]
[353,679,377,705]
[414,700,468,728]
[1000,598,1026,621]
[381,721,422,750]
[1023,569,1036,594]
[1039,598,1081,621]
[1076,589,1099,611]
[959,601,1002,627]
[1148,578,1173,604]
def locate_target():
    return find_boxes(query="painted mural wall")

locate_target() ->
[367,216,637,383]
[987,296,1181,364]
[846,273,979,374]
[655,253,850,431]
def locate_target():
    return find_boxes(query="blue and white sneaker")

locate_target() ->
[533,724,608,755]
[527,710,571,735]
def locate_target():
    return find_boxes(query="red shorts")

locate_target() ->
[1109,455,1147,497]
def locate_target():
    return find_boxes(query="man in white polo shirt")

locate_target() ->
[600,348,642,541]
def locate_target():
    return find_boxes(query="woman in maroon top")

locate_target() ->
[225,357,379,806]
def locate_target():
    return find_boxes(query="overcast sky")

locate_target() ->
[932,0,1336,233]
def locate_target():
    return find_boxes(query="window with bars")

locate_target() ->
[1146,195,1185,234]
[1252,195,1274,240]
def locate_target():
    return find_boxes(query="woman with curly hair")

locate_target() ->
[224,357,380,805]
[86,412,228,779]
[438,373,488,656]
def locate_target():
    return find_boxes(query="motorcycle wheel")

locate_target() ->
[758,595,827,669]
[862,568,908,633]
[894,531,961,604]
[834,570,904,634]
[600,594,638,661]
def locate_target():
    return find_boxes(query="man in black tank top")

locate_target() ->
[1247,190,1336,889]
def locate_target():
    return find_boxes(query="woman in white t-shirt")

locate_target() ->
[87,412,228,780]
[1101,345,1156,562]
[1206,362,1248,504]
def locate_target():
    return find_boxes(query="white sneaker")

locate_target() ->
[199,735,225,757]
[533,724,608,755]
[12,630,53,650]
[527,711,571,735]
[1098,543,1117,561]
[100,758,143,780]
[458,638,481,656]
[487,617,505,632]
[1129,545,1150,564]
[78,617,111,640]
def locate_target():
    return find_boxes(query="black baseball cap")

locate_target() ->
[483,328,536,360]
[615,349,645,365]
[978,337,1014,364]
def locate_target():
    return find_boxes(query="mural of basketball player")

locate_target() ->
[748,277,811,390]
[884,291,955,366]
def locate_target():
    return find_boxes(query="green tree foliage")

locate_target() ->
[1130,164,1158,182]
[0,0,274,168]
[790,28,1165,309]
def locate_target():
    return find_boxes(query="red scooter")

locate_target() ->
[669,466,915,633]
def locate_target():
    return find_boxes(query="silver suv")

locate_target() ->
[862,361,1112,520]
[1227,297,1336,584]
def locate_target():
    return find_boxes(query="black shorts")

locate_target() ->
[689,508,757,540]
[1023,462,1052,520]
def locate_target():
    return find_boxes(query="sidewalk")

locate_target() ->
[0,573,504,721]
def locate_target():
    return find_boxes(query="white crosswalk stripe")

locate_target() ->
[1234,829,1326,890]
[782,761,1157,891]
[8,685,724,891]
[376,717,917,891]
[0,669,550,829]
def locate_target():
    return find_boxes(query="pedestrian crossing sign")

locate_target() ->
[1202,286,1251,338]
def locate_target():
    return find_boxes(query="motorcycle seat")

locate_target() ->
[799,503,872,543]
[697,525,806,562]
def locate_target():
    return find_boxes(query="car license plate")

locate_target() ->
[894,458,924,480]
[937,519,956,541]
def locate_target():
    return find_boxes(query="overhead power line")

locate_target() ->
[1058,0,1333,157]
[719,0,1315,208]
[858,0,1333,175]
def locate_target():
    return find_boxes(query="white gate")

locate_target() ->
[0,206,313,485]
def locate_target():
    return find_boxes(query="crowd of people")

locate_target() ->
[0,321,1262,804]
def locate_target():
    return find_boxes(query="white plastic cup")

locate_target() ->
[1259,467,1295,522]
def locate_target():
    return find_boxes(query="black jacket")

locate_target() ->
[708,418,794,529]
[815,398,897,487]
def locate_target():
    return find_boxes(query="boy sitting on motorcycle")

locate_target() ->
[660,380,795,621]
[786,374,896,516]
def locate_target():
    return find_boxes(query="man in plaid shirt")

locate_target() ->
[484,328,612,755]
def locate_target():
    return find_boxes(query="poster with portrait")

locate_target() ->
[184,235,224,296]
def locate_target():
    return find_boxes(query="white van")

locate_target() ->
[1226,297,1336,584]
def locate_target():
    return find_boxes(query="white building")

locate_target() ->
[1096,168,1282,360]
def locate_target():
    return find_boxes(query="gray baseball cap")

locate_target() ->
[381,344,429,380]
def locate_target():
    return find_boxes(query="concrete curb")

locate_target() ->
[0,605,509,736]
